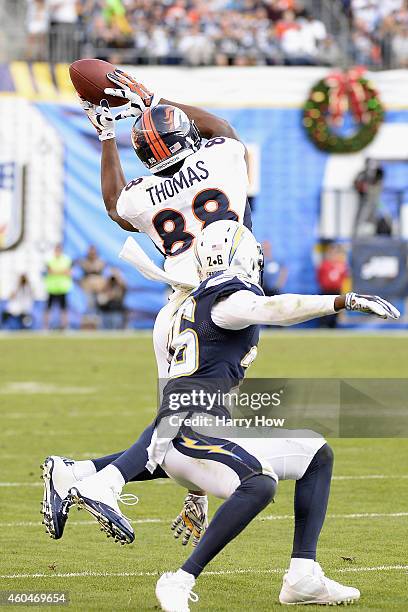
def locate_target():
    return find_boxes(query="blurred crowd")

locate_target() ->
[2,240,291,331]
[25,0,408,67]
[7,207,399,331]
[26,0,337,66]
[344,0,408,67]
[0,239,355,331]
[1,245,128,331]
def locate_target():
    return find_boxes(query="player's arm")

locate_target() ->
[211,291,400,330]
[104,69,249,169]
[100,140,137,232]
[161,98,250,174]
[162,98,240,141]
[78,96,137,232]
[155,97,250,172]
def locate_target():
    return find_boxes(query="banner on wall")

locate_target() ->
[0,98,64,300]
[0,162,24,251]
[0,64,407,326]
[1,63,408,109]
[352,238,408,297]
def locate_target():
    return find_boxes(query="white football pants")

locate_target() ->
[162,433,326,500]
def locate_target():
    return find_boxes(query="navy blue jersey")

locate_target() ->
[160,273,263,420]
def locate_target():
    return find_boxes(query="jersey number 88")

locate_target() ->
[152,188,238,257]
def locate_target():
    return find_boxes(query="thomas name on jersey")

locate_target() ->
[145,160,209,206]
[116,138,248,267]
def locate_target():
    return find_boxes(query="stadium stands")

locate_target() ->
[1,1,405,69]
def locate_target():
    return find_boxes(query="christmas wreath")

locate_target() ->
[303,68,384,154]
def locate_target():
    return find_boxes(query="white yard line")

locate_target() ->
[337,565,408,573]
[1,330,408,339]
[260,512,408,520]
[0,519,163,527]
[1,565,407,580]
[0,382,96,395]
[332,474,408,481]
[0,483,43,487]
[0,331,153,340]
[1,511,407,529]
[1,474,408,488]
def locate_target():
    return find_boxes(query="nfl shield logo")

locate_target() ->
[0,162,24,251]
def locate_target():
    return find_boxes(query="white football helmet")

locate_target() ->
[194,220,263,284]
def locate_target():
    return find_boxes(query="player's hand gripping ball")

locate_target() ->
[105,69,161,121]
[79,96,115,142]
[171,493,208,547]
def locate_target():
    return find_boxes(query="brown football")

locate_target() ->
[69,59,126,107]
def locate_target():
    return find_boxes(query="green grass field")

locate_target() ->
[1,333,407,611]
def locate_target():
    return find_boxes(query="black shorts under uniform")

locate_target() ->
[47,294,67,309]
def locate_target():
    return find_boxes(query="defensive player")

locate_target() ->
[58,221,398,608]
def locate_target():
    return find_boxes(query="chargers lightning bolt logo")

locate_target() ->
[180,436,240,459]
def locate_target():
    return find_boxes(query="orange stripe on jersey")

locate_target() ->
[141,111,162,162]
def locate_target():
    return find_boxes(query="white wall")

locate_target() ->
[0,98,64,299]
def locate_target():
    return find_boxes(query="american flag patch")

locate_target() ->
[170,142,182,153]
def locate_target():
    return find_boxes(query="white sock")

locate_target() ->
[174,569,195,584]
[94,464,125,492]
[287,558,315,581]
[72,460,96,481]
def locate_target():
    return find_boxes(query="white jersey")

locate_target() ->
[117,137,249,284]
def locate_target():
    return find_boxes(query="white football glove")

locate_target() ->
[104,68,161,121]
[79,96,115,141]
[171,493,208,547]
[345,292,400,319]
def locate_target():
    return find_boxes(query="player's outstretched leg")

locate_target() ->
[68,421,168,543]
[156,436,277,611]
[41,454,99,539]
[41,456,97,539]
[156,474,276,611]
[279,444,360,605]
[41,423,167,540]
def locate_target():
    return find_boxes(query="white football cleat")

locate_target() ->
[69,476,136,544]
[279,562,360,605]
[41,456,76,539]
[156,571,198,612]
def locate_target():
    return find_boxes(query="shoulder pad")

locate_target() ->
[195,273,263,297]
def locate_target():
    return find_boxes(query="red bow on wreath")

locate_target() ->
[325,67,373,127]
